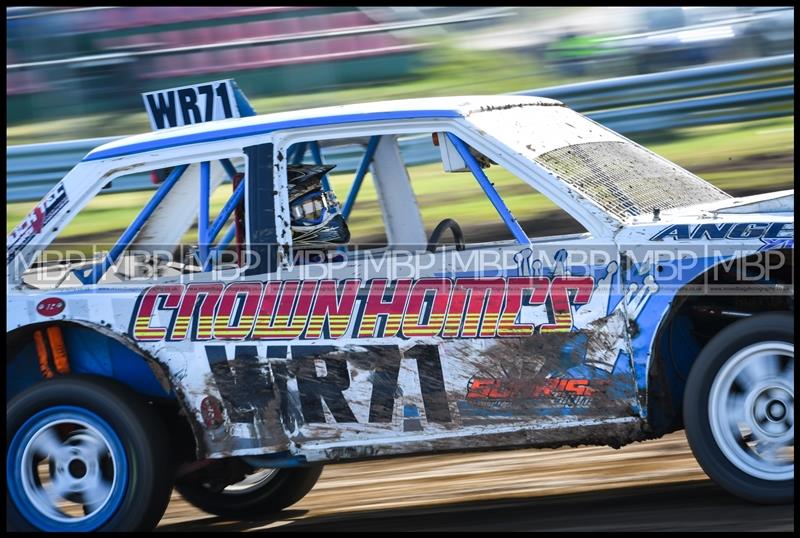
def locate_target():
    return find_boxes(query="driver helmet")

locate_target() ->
[287,164,350,248]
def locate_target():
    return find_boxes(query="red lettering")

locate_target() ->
[305,279,360,339]
[448,278,506,338]
[401,278,453,338]
[540,276,594,333]
[252,281,282,339]
[132,285,183,341]
[170,283,224,340]
[213,282,263,340]
[497,276,549,337]
[357,279,412,338]
[253,280,316,340]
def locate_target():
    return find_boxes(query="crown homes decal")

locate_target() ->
[130,276,598,342]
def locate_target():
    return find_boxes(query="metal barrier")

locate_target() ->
[525,54,794,134]
[7,54,794,203]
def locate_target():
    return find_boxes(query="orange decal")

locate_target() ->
[46,325,70,374]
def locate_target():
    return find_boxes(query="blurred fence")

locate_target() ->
[7,54,793,203]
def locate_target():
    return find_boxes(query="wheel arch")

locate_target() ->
[645,248,794,436]
[6,320,203,460]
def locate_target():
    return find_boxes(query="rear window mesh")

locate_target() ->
[534,141,730,219]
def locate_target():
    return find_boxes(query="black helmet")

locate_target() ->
[287,164,350,248]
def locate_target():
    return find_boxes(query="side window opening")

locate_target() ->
[21,155,247,289]
[408,133,586,245]
[283,139,380,264]
[173,158,247,272]
[279,130,588,269]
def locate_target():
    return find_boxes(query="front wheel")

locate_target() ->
[175,464,323,519]
[684,312,793,504]
[6,376,174,531]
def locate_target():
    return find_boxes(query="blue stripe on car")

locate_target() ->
[83,110,462,161]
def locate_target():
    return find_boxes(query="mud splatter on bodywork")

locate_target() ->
[198,347,291,456]
[448,329,636,425]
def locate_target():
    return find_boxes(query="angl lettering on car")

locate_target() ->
[6,88,794,531]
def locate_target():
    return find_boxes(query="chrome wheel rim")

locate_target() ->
[221,468,280,495]
[20,419,118,523]
[7,405,130,532]
[708,341,794,481]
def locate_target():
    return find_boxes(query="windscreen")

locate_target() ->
[534,140,730,219]
[470,106,731,220]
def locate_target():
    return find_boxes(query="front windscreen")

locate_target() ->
[471,106,731,220]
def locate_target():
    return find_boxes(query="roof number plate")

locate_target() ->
[142,79,242,131]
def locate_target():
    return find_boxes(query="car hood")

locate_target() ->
[657,189,793,220]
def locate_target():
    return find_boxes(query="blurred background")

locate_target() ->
[6,5,795,243]
[4,7,795,529]
[6,6,794,130]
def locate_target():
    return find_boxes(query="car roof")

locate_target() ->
[84,95,563,162]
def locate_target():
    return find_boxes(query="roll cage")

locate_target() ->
[8,98,629,289]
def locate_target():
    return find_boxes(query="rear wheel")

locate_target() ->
[683,313,793,504]
[176,464,322,519]
[6,376,174,531]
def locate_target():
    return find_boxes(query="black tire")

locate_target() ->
[175,465,323,519]
[683,312,793,504]
[6,375,174,531]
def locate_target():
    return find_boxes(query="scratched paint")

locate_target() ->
[6,96,792,463]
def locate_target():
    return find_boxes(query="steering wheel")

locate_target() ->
[427,219,466,253]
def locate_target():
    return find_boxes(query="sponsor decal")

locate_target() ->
[465,376,598,408]
[200,396,225,429]
[649,222,793,242]
[758,238,794,252]
[36,297,66,317]
[205,344,450,425]
[7,182,69,261]
[130,276,598,342]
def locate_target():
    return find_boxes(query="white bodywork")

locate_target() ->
[7,96,793,461]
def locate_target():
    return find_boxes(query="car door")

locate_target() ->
[241,122,644,460]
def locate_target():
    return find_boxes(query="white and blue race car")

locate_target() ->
[6,83,793,531]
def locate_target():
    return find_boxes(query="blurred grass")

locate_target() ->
[7,46,567,146]
[646,119,793,168]
[646,117,794,192]
[7,116,793,248]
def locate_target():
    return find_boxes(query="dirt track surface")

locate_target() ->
[156,432,794,532]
